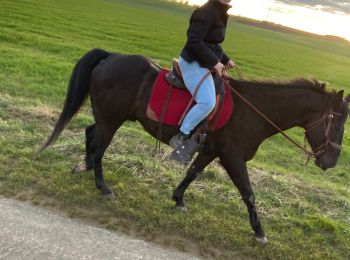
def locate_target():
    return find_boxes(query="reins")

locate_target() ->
[224,67,342,163]
[154,64,342,163]
[226,73,315,159]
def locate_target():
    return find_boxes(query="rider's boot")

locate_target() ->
[169,131,199,165]
[169,131,189,149]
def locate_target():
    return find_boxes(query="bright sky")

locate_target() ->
[175,0,350,41]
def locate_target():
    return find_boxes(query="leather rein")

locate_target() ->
[224,67,342,163]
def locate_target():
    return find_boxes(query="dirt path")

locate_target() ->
[0,197,200,260]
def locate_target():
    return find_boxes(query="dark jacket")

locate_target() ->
[180,0,231,70]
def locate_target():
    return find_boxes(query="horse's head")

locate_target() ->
[305,91,350,170]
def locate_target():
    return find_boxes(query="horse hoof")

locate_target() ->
[71,163,87,174]
[102,192,115,200]
[176,206,187,212]
[255,236,268,245]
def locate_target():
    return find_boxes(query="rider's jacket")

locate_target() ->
[180,0,231,69]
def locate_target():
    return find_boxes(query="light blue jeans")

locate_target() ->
[178,57,216,135]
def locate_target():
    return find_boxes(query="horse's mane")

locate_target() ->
[233,77,336,95]
[284,78,335,94]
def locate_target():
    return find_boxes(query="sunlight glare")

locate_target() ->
[174,0,350,41]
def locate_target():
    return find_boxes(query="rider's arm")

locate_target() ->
[221,51,230,65]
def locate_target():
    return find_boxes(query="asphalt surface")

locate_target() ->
[0,197,200,260]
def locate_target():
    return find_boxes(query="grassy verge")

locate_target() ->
[0,0,349,259]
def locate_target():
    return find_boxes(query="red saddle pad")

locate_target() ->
[146,69,233,130]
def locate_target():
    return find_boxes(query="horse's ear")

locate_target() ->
[333,90,344,110]
[333,90,344,111]
[345,94,350,103]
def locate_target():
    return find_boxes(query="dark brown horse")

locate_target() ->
[41,48,350,244]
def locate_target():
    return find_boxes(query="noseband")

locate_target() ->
[304,111,342,157]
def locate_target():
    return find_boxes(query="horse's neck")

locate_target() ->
[236,81,326,133]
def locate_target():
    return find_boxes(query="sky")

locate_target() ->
[174,0,350,41]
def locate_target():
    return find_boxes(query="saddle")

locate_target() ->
[166,59,225,93]
[165,59,226,129]
[165,59,187,90]
[147,60,233,164]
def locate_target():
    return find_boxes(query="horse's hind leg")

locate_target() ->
[91,121,121,198]
[85,124,96,170]
[72,124,96,173]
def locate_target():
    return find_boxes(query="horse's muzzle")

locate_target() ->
[314,156,337,171]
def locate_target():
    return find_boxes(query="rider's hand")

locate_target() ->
[226,59,235,69]
[214,62,225,76]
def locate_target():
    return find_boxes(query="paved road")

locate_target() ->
[0,197,200,260]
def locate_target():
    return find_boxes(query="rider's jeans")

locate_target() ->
[178,56,216,135]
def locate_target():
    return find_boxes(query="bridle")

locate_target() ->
[304,111,342,158]
[223,67,343,163]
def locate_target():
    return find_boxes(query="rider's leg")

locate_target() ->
[169,57,216,148]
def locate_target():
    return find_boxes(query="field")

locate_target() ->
[0,0,350,259]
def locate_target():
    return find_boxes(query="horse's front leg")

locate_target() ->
[172,153,216,210]
[220,156,267,244]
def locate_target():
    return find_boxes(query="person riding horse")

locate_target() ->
[169,0,235,150]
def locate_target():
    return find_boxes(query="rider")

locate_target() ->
[169,0,235,149]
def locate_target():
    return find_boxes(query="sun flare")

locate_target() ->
[174,0,350,41]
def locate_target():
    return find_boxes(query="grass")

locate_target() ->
[0,0,350,259]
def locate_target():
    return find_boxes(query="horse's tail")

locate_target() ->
[39,48,111,152]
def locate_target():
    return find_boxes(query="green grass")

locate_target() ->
[0,0,350,259]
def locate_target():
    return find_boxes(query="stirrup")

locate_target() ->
[169,138,199,165]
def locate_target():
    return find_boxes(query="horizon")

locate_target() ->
[172,0,350,41]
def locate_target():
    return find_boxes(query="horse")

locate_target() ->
[40,48,350,244]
